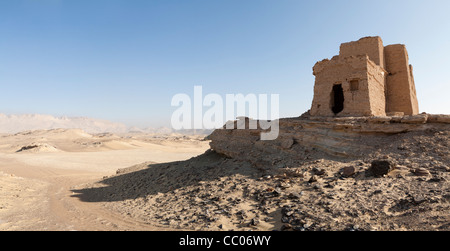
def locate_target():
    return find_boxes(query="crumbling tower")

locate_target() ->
[310,36,419,117]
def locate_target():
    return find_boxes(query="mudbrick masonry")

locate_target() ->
[310,36,419,117]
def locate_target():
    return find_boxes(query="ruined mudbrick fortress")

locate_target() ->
[310,36,419,117]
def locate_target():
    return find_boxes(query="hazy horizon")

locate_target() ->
[1,0,450,129]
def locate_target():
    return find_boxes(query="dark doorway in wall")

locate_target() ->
[331,84,344,114]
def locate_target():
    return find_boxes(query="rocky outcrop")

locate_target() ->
[207,113,450,166]
[79,113,449,231]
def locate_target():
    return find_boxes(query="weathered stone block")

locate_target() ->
[400,114,428,124]
[427,114,450,123]
[369,160,395,177]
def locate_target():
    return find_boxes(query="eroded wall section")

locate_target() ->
[384,44,419,115]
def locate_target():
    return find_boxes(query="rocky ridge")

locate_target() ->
[74,113,449,231]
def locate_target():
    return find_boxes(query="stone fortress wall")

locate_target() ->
[310,37,419,117]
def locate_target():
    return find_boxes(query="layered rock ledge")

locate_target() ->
[77,113,449,231]
[208,113,450,166]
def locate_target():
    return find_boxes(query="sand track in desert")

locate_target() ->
[0,129,209,231]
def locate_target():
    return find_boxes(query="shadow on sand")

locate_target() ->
[70,150,263,203]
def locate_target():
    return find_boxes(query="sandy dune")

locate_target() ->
[0,129,209,230]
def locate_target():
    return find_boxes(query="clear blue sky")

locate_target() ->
[1,0,449,128]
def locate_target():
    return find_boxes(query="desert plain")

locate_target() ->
[0,129,209,230]
[0,114,449,231]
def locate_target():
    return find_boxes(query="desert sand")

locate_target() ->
[0,129,209,230]
[1,116,448,231]
[70,115,449,231]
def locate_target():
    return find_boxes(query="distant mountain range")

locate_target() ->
[0,114,213,135]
